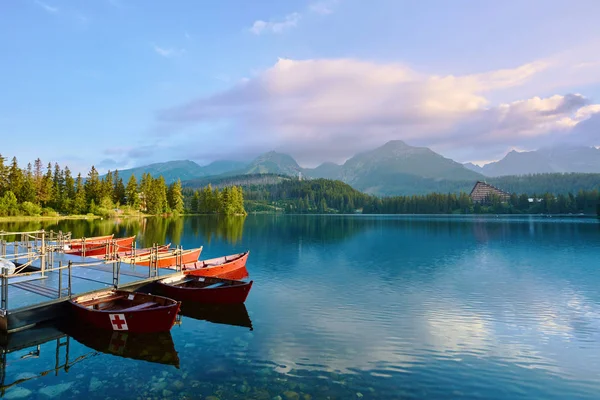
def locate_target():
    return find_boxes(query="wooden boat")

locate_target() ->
[63,323,180,367]
[66,234,114,249]
[157,275,253,304]
[179,303,253,330]
[69,290,180,333]
[66,236,136,257]
[89,244,172,260]
[127,247,202,268]
[182,251,249,280]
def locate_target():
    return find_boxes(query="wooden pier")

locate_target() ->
[0,230,185,334]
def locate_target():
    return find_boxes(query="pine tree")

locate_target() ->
[190,190,200,213]
[8,157,23,201]
[0,154,7,196]
[125,175,139,208]
[73,174,87,214]
[318,198,327,213]
[167,179,185,215]
[39,162,54,207]
[33,158,43,201]
[64,166,75,211]
[20,164,36,204]
[113,170,126,205]
[85,166,101,206]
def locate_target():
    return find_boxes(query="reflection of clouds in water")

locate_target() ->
[421,246,600,381]
[258,243,600,384]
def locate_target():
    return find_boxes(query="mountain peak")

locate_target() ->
[382,140,409,148]
[244,151,301,176]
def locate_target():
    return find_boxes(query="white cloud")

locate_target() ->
[153,45,185,58]
[249,1,338,36]
[250,13,301,35]
[158,57,600,165]
[309,0,338,15]
[35,0,58,14]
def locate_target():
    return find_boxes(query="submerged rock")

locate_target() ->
[89,377,102,392]
[39,382,74,398]
[4,387,32,399]
[283,392,300,400]
[172,380,185,390]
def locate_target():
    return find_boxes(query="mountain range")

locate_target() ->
[110,141,600,196]
[464,145,600,177]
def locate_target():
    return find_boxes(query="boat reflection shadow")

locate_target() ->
[60,322,180,368]
[179,302,253,331]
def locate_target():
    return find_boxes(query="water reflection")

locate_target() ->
[61,323,180,368]
[179,303,253,330]
[0,215,248,248]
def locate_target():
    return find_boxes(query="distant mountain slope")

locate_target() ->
[107,159,248,184]
[304,162,342,180]
[182,173,291,189]
[201,160,248,176]
[114,160,205,183]
[242,151,302,176]
[307,140,483,194]
[478,146,600,177]
[463,162,484,174]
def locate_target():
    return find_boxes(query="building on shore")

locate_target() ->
[469,181,511,203]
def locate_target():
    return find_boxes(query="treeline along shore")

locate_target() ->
[1,155,599,218]
[238,178,600,216]
[0,155,244,218]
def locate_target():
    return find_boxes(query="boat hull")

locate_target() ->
[157,278,253,304]
[67,236,136,257]
[67,235,114,249]
[132,248,202,268]
[69,290,180,333]
[183,252,249,280]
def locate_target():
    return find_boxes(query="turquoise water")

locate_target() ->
[1,215,600,399]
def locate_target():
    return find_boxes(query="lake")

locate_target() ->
[1,215,600,399]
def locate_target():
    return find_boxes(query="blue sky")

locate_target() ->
[1,0,600,173]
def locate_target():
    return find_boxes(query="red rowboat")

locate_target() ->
[157,275,253,304]
[66,236,136,257]
[89,244,172,260]
[67,234,114,249]
[128,247,202,268]
[182,251,249,280]
[69,290,180,333]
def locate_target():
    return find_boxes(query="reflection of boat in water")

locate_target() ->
[179,302,253,330]
[62,323,180,367]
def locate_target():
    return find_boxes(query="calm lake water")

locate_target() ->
[1,215,600,399]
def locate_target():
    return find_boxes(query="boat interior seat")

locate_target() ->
[203,282,226,289]
[120,301,158,311]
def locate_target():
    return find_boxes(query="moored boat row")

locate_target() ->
[67,234,253,333]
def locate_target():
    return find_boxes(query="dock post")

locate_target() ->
[1,269,8,311]
[58,261,63,298]
[68,261,72,297]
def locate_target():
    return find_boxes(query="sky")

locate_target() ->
[1,0,600,173]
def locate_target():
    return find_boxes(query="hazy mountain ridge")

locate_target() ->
[106,160,248,184]
[469,145,600,177]
[114,141,600,195]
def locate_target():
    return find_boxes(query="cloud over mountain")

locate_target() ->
[159,57,600,166]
